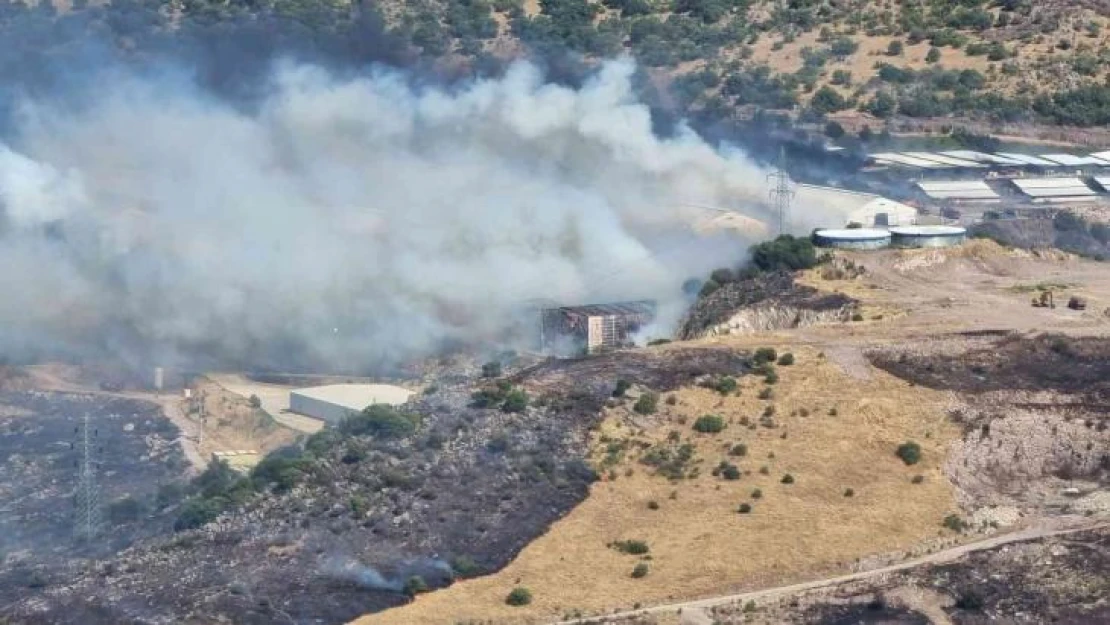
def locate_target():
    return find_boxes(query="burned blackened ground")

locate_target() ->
[799,528,1110,625]
[868,334,1110,404]
[513,344,751,400]
[801,603,930,625]
[6,345,755,625]
[867,334,1110,507]
[0,392,186,609]
[678,271,857,339]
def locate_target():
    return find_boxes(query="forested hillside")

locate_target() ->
[4,0,1110,131]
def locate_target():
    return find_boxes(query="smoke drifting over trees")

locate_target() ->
[0,57,798,371]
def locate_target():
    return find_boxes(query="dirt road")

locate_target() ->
[551,520,1107,624]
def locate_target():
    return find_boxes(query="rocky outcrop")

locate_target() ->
[679,270,857,339]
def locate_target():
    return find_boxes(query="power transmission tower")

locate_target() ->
[74,412,101,542]
[767,148,794,236]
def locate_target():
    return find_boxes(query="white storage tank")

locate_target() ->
[813,228,892,250]
[889,225,967,248]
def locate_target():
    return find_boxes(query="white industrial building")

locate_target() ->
[1009,178,1098,203]
[289,384,415,423]
[794,184,918,228]
[915,180,1000,203]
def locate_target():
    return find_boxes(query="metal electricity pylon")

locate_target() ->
[74,412,101,542]
[767,148,794,236]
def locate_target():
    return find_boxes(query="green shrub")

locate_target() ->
[777,353,795,366]
[750,236,818,272]
[759,465,770,475]
[173,497,226,531]
[781,474,795,484]
[896,441,922,465]
[911,474,925,484]
[758,387,774,400]
[751,488,762,499]
[753,347,778,364]
[714,376,738,395]
[647,500,660,510]
[738,503,752,513]
[631,562,650,578]
[481,361,502,378]
[693,414,726,433]
[613,379,632,397]
[248,394,262,409]
[506,586,533,606]
[341,404,421,438]
[404,575,429,596]
[502,388,529,413]
[634,392,659,415]
[729,443,748,457]
[611,539,650,555]
[764,369,779,385]
[844,488,854,497]
[451,555,481,578]
[714,461,741,481]
[943,514,968,532]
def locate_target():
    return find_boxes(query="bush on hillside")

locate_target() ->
[634,392,659,415]
[693,414,726,433]
[750,236,819,272]
[506,586,533,606]
[896,441,923,465]
[340,404,421,438]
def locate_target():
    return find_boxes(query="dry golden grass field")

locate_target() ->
[354,346,960,625]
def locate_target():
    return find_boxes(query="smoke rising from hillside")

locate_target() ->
[0,58,793,372]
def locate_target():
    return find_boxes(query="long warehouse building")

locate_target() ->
[915,180,1000,203]
[1009,178,1098,203]
[289,384,415,423]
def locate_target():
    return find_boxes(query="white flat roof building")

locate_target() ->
[1037,154,1110,167]
[1010,178,1097,202]
[289,384,415,423]
[916,180,1000,202]
[794,184,918,227]
[993,153,1059,167]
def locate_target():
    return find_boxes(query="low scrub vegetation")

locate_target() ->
[610,539,650,555]
[896,441,923,465]
[693,414,726,433]
[506,586,533,606]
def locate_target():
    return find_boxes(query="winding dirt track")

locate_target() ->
[551,520,1108,624]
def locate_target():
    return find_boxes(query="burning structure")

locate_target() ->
[539,301,657,355]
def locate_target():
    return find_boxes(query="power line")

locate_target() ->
[767,148,794,236]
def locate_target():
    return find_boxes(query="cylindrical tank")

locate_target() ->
[889,225,967,248]
[813,228,892,250]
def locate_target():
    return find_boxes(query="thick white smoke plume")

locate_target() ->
[0,58,798,372]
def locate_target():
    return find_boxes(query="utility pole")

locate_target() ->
[74,413,101,542]
[768,147,794,236]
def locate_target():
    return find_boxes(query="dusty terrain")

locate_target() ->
[359,240,1110,625]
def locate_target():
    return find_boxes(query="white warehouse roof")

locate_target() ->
[916,180,1000,200]
[901,152,985,168]
[290,384,414,411]
[940,150,1026,166]
[1037,153,1110,166]
[1011,178,1096,199]
[994,153,1060,166]
[869,152,948,169]
[1089,150,1110,162]
[1091,176,1110,192]
[795,184,918,227]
